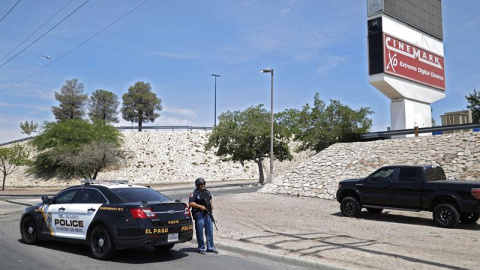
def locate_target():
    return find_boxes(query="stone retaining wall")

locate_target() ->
[3,131,313,188]
[260,132,480,200]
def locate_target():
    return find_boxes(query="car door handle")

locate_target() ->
[88,208,96,212]
[59,207,66,211]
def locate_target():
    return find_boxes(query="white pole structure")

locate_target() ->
[261,68,274,183]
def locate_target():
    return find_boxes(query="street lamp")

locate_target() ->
[211,74,221,127]
[260,68,274,183]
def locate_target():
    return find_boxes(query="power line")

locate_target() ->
[0,0,74,63]
[0,0,151,94]
[0,0,90,68]
[0,0,22,23]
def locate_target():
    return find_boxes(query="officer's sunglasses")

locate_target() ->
[199,183,205,186]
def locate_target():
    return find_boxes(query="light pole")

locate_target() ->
[211,74,221,127]
[260,68,274,183]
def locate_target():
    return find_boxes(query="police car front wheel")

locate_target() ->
[89,225,117,260]
[21,216,39,245]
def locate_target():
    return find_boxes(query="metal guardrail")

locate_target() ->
[360,123,480,140]
[0,136,36,147]
[116,125,213,131]
[3,124,479,146]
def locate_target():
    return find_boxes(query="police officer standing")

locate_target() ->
[189,178,218,254]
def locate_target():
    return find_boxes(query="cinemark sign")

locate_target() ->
[384,34,445,90]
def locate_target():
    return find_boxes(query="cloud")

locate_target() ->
[115,105,198,128]
[0,82,56,101]
[148,51,199,60]
[279,8,291,16]
[116,116,193,129]
[316,55,347,77]
[163,106,197,118]
[0,101,51,112]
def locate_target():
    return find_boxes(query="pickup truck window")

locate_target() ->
[370,168,395,183]
[425,166,447,181]
[398,168,420,182]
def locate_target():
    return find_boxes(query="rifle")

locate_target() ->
[207,207,218,231]
[200,190,218,231]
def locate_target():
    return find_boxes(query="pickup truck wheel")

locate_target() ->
[460,213,480,224]
[340,197,361,217]
[366,208,383,214]
[433,203,459,228]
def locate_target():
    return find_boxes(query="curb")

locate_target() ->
[0,181,260,197]
[216,240,344,270]
[5,199,36,206]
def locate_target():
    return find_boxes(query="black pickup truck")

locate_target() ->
[336,165,480,228]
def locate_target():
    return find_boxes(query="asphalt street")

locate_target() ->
[0,211,307,270]
[0,183,316,270]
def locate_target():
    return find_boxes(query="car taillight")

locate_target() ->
[185,207,191,217]
[129,208,158,219]
[472,188,480,200]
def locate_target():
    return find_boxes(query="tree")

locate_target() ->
[466,89,480,123]
[88,89,120,124]
[51,78,88,121]
[30,119,122,179]
[19,121,39,135]
[294,93,373,153]
[0,144,31,190]
[121,81,162,131]
[206,105,292,184]
[58,141,124,180]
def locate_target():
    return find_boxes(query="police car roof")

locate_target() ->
[81,180,147,189]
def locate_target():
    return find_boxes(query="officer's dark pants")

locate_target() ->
[194,212,215,251]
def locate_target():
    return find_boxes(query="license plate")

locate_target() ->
[168,233,179,242]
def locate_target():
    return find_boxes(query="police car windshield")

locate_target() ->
[111,188,171,203]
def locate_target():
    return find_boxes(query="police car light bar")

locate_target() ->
[80,179,129,185]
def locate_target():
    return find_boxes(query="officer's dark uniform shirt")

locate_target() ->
[189,188,212,214]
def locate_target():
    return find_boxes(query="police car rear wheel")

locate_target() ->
[154,244,175,252]
[89,225,116,260]
[21,216,39,245]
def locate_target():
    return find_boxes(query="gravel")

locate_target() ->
[214,192,479,270]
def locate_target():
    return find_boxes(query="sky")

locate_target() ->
[0,0,479,143]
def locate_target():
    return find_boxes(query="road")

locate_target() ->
[0,184,309,270]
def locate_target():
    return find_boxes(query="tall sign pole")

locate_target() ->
[367,0,445,136]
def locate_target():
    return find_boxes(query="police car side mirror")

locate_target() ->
[42,195,51,204]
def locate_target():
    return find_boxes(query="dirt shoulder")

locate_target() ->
[214,193,479,270]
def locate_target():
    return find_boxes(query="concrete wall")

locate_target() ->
[261,131,480,200]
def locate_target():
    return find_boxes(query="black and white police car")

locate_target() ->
[19,180,193,260]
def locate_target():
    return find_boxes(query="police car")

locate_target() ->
[19,180,193,260]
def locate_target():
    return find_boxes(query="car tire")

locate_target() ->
[366,208,383,214]
[21,216,39,245]
[89,225,117,260]
[340,197,361,217]
[154,244,175,252]
[459,213,480,224]
[433,203,459,228]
